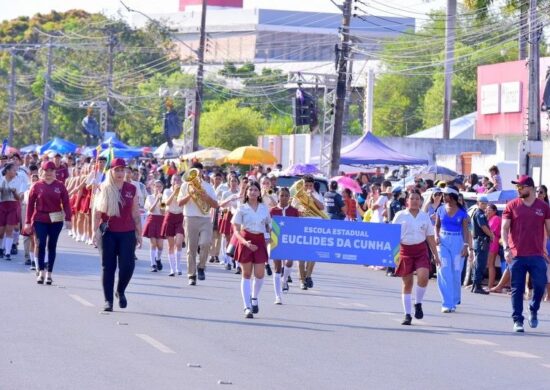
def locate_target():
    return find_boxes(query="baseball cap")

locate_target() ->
[442,186,458,195]
[110,158,126,169]
[477,195,489,203]
[391,186,402,194]
[41,161,56,171]
[511,175,535,187]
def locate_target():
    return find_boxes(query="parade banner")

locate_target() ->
[270,216,400,266]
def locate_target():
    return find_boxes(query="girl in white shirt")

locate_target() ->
[232,181,272,319]
[143,180,166,272]
[160,174,184,276]
[392,190,440,325]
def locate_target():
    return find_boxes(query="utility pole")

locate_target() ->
[527,0,541,141]
[363,68,374,134]
[330,0,353,177]
[343,52,353,134]
[41,38,53,144]
[442,0,456,140]
[106,31,117,134]
[519,2,529,60]
[193,0,208,152]
[8,49,16,146]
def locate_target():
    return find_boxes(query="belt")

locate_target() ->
[440,230,462,236]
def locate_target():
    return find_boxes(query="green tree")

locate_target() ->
[199,99,266,150]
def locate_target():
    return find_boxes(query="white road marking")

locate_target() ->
[495,351,541,359]
[136,334,175,354]
[456,338,498,346]
[69,294,95,307]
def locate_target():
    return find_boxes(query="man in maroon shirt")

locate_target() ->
[502,175,550,333]
[53,153,69,184]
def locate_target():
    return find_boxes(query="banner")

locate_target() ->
[270,216,400,266]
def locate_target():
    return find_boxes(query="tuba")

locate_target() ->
[183,168,211,215]
[289,179,329,219]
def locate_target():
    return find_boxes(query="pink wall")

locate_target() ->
[477,58,550,136]
[179,0,243,11]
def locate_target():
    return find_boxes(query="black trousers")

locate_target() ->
[34,221,63,272]
[100,230,136,303]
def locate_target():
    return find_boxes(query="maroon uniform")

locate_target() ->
[26,180,72,224]
[101,182,136,232]
[55,163,70,184]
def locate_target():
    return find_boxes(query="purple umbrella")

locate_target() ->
[285,164,320,176]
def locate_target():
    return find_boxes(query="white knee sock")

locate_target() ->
[4,237,13,254]
[13,231,19,245]
[241,278,252,309]
[415,286,427,305]
[273,273,282,298]
[282,265,292,282]
[168,253,176,273]
[402,294,412,315]
[176,251,182,272]
[252,277,264,299]
[149,248,156,266]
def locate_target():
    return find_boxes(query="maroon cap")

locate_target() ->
[110,158,126,169]
[511,175,535,187]
[41,161,56,171]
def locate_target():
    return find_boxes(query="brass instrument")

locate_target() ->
[183,168,211,215]
[289,179,329,219]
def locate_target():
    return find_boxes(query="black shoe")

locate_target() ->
[528,311,538,328]
[287,275,293,283]
[5,254,11,261]
[0,248,4,258]
[251,298,259,314]
[513,321,524,332]
[472,285,490,295]
[235,267,241,275]
[300,282,308,290]
[305,276,313,288]
[11,244,17,255]
[414,303,424,319]
[168,272,175,277]
[177,271,182,275]
[25,258,31,266]
[214,256,220,263]
[103,301,113,312]
[188,276,196,286]
[244,308,253,319]
[197,268,205,281]
[150,264,158,272]
[282,281,289,292]
[265,264,272,276]
[225,263,232,270]
[386,267,395,277]
[156,259,163,271]
[30,261,36,271]
[46,277,53,285]
[209,256,216,263]
[115,292,127,309]
[36,275,44,284]
[401,314,412,325]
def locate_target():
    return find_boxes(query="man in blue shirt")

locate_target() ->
[471,195,494,294]
[324,181,345,220]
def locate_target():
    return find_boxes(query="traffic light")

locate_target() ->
[293,88,318,131]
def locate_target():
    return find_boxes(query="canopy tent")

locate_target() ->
[153,139,187,158]
[20,144,41,154]
[338,132,428,166]
[100,147,142,159]
[408,112,476,139]
[101,136,129,150]
[40,137,78,155]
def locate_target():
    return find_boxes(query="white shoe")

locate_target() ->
[274,296,282,305]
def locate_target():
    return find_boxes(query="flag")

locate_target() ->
[94,145,102,172]
[103,146,114,174]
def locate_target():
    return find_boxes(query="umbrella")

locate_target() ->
[180,147,230,163]
[416,165,458,182]
[330,176,362,193]
[485,190,517,203]
[284,163,320,176]
[218,146,277,165]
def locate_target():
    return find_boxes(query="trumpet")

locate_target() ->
[183,168,211,215]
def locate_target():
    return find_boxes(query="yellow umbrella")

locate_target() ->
[180,147,230,162]
[218,145,277,165]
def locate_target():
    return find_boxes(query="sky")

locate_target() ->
[0,0,446,23]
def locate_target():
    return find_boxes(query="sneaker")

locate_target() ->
[235,267,241,275]
[528,311,538,328]
[244,308,253,319]
[214,256,220,263]
[24,258,31,266]
[265,263,273,276]
[188,277,196,286]
[156,259,163,271]
[513,321,525,333]
[168,272,175,277]
[209,256,216,263]
[197,268,206,281]
[115,292,127,309]
[5,254,11,261]
[103,301,113,312]
[30,261,36,271]
[177,271,182,276]
[11,244,17,255]
[287,275,293,283]
[300,282,308,290]
[305,276,313,288]
[251,298,259,314]
[225,263,232,271]
[414,303,424,320]
[472,285,490,295]
[150,265,158,272]
[441,307,452,313]
[401,314,412,325]
[274,296,282,305]
[282,281,289,292]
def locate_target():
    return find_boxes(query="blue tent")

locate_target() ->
[100,147,142,159]
[101,136,129,150]
[339,132,428,166]
[40,137,78,154]
[20,144,41,154]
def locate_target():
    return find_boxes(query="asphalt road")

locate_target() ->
[2,233,550,390]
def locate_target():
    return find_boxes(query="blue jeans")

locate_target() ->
[510,256,548,323]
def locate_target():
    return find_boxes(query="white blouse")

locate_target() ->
[162,188,183,214]
[232,203,271,234]
[145,194,163,216]
[392,209,434,246]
